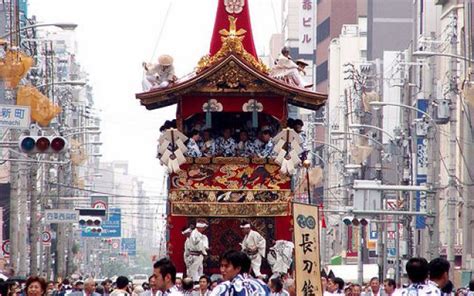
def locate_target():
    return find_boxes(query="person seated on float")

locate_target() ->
[185,130,202,158]
[199,128,216,157]
[216,128,237,157]
[142,54,177,91]
[256,129,274,158]
[270,47,304,88]
[237,130,257,158]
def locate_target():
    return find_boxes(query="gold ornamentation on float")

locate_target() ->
[171,201,290,217]
[197,16,269,74]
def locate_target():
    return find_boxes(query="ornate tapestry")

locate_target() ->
[170,163,291,190]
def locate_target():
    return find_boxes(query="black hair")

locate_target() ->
[370,277,379,283]
[153,258,177,283]
[429,257,450,280]
[294,119,304,126]
[164,120,172,129]
[262,130,272,136]
[469,280,474,291]
[95,285,105,294]
[406,257,429,283]
[384,279,396,288]
[190,129,200,137]
[331,277,345,290]
[281,47,290,55]
[159,125,166,132]
[270,278,283,293]
[199,275,210,285]
[115,276,129,289]
[221,250,251,275]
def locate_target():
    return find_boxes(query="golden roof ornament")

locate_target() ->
[197,16,269,74]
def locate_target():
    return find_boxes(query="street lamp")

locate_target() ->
[0,22,78,39]
[331,131,384,147]
[412,50,474,63]
[349,124,395,140]
[369,101,436,125]
[36,81,87,89]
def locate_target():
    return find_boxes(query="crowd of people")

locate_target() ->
[157,118,307,159]
[4,255,474,296]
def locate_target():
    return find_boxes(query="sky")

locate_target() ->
[27,0,282,195]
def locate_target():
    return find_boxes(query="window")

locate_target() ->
[316,61,328,84]
[317,17,330,44]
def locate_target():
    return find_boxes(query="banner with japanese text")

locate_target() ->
[293,202,322,296]
[299,0,315,54]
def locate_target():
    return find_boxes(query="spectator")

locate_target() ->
[110,276,130,296]
[383,279,398,296]
[196,276,210,296]
[139,275,161,296]
[352,284,362,296]
[132,286,144,296]
[468,280,474,296]
[101,280,113,296]
[25,276,47,296]
[401,257,440,296]
[366,278,381,296]
[153,258,183,295]
[269,277,289,296]
[428,258,450,290]
[328,278,345,296]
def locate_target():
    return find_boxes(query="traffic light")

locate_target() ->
[79,216,102,227]
[342,216,368,226]
[19,136,67,153]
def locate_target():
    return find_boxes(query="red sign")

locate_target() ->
[2,240,10,256]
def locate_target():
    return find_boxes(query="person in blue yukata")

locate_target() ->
[216,128,237,157]
[199,129,216,157]
[186,130,202,157]
[210,250,269,296]
[256,130,274,158]
[293,119,308,160]
[237,130,257,157]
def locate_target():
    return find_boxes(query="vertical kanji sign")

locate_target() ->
[299,0,315,54]
[293,202,322,296]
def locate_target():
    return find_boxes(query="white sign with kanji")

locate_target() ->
[0,104,31,129]
[299,0,315,55]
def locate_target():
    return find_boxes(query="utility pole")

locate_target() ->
[9,130,19,274]
[18,161,28,276]
[447,11,458,269]
[29,161,39,275]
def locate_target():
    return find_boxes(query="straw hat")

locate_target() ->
[295,59,309,67]
[158,54,173,66]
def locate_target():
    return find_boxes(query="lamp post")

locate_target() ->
[0,22,78,39]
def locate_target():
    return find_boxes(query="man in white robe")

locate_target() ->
[270,47,304,88]
[240,221,266,278]
[182,226,193,280]
[186,221,209,283]
[267,240,294,276]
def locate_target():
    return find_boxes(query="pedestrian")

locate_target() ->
[327,278,345,296]
[269,277,289,296]
[467,280,474,296]
[383,279,398,296]
[428,258,451,293]
[365,277,382,296]
[25,276,47,296]
[210,250,269,296]
[110,276,130,296]
[101,280,112,296]
[401,257,440,296]
[133,286,144,296]
[153,258,183,296]
[352,284,362,296]
[140,275,161,296]
[240,221,266,278]
[196,276,210,296]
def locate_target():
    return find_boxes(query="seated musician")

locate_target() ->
[199,128,216,157]
[186,130,202,157]
[216,128,237,157]
[237,130,257,157]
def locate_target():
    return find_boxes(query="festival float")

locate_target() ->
[135,0,327,273]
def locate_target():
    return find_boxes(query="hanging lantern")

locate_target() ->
[16,85,61,127]
[0,49,34,89]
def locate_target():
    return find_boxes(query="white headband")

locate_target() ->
[240,224,251,228]
[196,222,208,228]
[181,228,192,235]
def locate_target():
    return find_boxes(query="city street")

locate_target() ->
[1,0,474,296]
